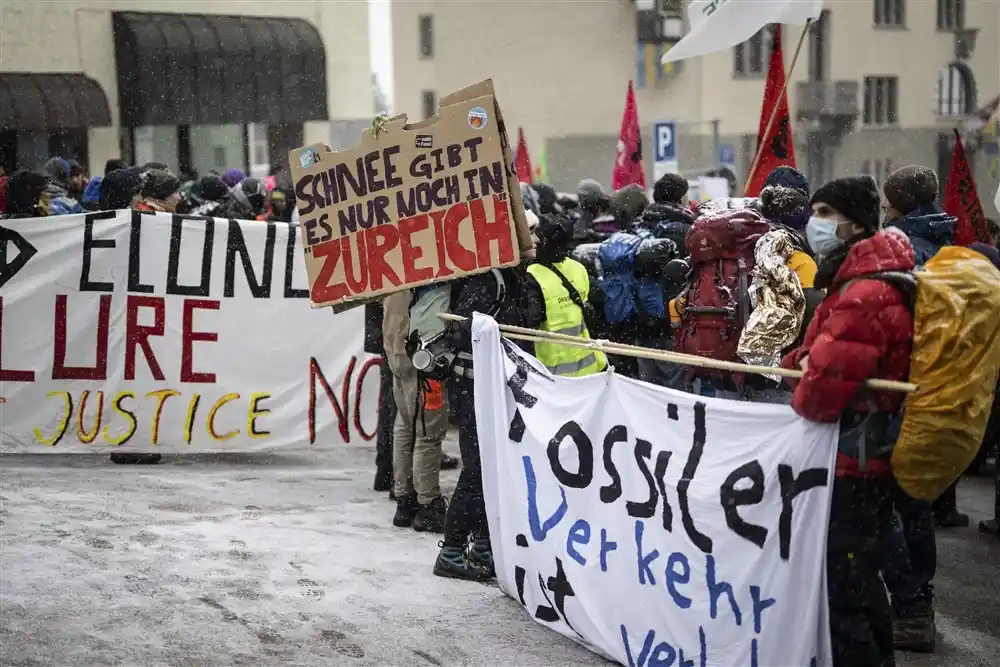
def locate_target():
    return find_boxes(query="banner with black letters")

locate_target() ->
[0,211,378,452]
[472,314,836,666]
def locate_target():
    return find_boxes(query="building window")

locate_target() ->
[419,15,434,58]
[421,91,437,120]
[863,76,899,125]
[734,28,769,77]
[937,0,965,29]
[936,64,975,116]
[874,0,905,27]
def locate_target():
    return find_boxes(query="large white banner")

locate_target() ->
[472,315,837,667]
[0,211,378,453]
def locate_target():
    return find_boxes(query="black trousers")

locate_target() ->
[442,378,489,548]
[375,357,395,475]
[827,476,896,667]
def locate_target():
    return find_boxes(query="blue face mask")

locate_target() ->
[806,216,844,256]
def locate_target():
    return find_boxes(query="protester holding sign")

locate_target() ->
[781,176,916,667]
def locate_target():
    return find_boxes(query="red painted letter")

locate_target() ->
[471,195,515,268]
[398,214,434,284]
[52,294,111,381]
[443,202,477,272]
[125,295,166,381]
[181,299,219,383]
[364,225,401,292]
[0,297,34,381]
[311,239,350,304]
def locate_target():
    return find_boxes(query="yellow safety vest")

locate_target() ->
[527,259,607,377]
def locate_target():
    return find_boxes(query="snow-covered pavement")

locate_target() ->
[1,445,998,666]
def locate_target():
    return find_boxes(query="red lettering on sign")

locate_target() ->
[365,225,401,292]
[341,231,369,294]
[429,209,455,280]
[398,213,434,284]
[308,355,354,443]
[125,295,166,381]
[311,240,351,304]
[471,195,515,268]
[0,297,34,382]
[181,299,219,383]
[52,294,111,381]
[443,202,478,273]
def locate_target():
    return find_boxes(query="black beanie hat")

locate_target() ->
[883,165,939,215]
[763,166,809,196]
[810,176,881,234]
[198,175,229,201]
[653,173,689,205]
[4,170,49,217]
[99,167,143,210]
[535,213,573,263]
[142,170,181,201]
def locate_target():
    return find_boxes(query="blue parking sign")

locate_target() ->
[653,121,677,163]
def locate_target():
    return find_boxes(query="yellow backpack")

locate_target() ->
[889,246,1000,500]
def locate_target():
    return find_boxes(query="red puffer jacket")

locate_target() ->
[781,229,915,426]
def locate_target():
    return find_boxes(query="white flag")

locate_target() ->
[662,0,824,64]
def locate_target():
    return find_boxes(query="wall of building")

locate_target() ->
[0,0,371,174]
[393,0,999,214]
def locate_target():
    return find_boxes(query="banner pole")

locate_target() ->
[438,314,916,393]
[742,21,812,196]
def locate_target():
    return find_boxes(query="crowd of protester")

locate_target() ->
[0,158,295,223]
[364,164,1000,667]
[4,152,999,667]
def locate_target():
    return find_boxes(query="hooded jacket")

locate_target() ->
[888,202,955,267]
[81,177,103,211]
[2,171,49,218]
[637,202,696,256]
[781,229,916,476]
[41,180,82,216]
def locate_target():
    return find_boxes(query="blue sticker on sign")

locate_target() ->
[468,107,489,130]
[299,150,319,168]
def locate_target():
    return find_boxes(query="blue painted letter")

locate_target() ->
[567,519,591,566]
[524,455,568,542]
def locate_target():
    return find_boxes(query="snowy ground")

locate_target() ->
[1,441,998,667]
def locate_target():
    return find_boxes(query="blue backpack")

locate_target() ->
[597,232,666,325]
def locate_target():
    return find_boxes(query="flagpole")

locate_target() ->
[743,21,812,196]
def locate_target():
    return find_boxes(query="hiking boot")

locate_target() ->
[934,509,970,528]
[373,467,393,492]
[110,453,162,465]
[441,453,460,471]
[412,497,447,533]
[468,537,495,578]
[392,493,420,528]
[893,607,936,652]
[433,543,492,581]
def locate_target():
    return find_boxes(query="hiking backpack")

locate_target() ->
[597,232,670,326]
[864,246,1000,500]
[676,208,771,376]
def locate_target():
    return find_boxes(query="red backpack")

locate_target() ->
[676,208,770,379]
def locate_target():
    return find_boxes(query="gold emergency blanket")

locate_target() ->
[737,230,805,381]
[893,246,1000,500]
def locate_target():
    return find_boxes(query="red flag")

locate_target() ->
[612,81,645,190]
[515,128,534,184]
[942,129,988,246]
[744,26,796,197]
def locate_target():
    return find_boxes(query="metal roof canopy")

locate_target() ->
[0,73,112,129]
[113,12,328,127]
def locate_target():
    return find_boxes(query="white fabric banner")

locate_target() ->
[472,314,837,667]
[662,0,824,64]
[0,211,379,453]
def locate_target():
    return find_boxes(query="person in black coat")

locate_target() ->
[365,301,396,492]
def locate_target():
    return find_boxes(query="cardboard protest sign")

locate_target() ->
[290,80,532,308]
[472,314,836,666]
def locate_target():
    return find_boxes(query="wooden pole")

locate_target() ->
[742,21,812,196]
[438,313,916,394]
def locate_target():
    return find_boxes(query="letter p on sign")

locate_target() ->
[653,121,678,180]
